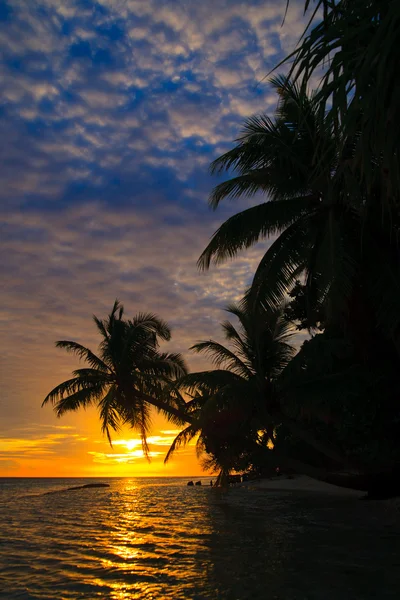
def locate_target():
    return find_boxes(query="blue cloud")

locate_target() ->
[0,0,308,433]
[69,40,92,59]
[0,0,12,22]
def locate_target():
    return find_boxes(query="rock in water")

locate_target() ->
[44,483,110,495]
[80,483,110,489]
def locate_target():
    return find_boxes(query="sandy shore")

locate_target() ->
[240,475,362,496]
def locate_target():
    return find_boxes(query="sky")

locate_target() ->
[0,0,308,477]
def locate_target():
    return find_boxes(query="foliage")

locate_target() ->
[199,76,366,328]
[284,280,325,331]
[179,3,400,483]
[165,302,295,477]
[286,0,400,218]
[195,50,400,480]
[279,328,400,470]
[42,300,188,452]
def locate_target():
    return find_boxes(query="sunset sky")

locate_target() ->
[0,0,307,477]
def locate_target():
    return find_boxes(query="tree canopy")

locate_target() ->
[43,300,189,454]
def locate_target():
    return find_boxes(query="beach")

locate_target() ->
[240,475,362,496]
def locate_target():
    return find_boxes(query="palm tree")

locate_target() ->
[161,299,396,493]
[199,76,362,325]
[42,300,189,452]
[164,370,262,486]
[281,0,400,346]
[284,0,400,221]
[164,301,308,484]
[163,389,242,487]
[200,75,400,355]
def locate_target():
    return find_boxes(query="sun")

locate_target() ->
[112,438,142,451]
[125,440,139,451]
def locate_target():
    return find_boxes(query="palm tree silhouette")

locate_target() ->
[165,301,296,483]
[199,76,360,323]
[166,299,359,483]
[42,300,189,453]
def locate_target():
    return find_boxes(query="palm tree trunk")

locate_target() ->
[215,469,230,487]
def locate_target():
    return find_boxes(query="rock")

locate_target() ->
[79,483,110,489]
[44,483,110,495]
[187,480,194,486]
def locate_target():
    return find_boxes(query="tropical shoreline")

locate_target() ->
[238,477,400,512]
[239,475,362,496]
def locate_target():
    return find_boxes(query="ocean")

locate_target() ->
[0,477,399,599]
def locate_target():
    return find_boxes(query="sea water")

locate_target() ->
[0,477,399,599]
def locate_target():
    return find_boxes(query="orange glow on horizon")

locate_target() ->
[0,408,209,478]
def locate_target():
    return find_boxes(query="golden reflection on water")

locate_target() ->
[2,478,400,599]
[93,479,292,599]
[92,478,219,598]
[106,481,144,566]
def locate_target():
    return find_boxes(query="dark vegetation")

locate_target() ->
[43,1,400,498]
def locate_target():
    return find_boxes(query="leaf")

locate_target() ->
[55,341,110,372]
[198,196,314,270]
[190,340,253,379]
[164,425,199,463]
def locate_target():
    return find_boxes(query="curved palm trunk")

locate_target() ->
[215,468,230,488]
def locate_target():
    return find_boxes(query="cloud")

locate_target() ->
[0,0,308,475]
[0,428,88,460]
[87,431,197,465]
[88,450,164,464]
[0,459,19,471]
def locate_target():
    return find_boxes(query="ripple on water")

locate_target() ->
[0,477,400,599]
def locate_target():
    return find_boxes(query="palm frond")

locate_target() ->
[127,312,172,342]
[178,370,245,396]
[285,0,400,210]
[72,368,111,379]
[245,216,314,312]
[209,88,329,207]
[134,385,190,427]
[221,320,252,363]
[209,115,276,175]
[92,315,110,341]
[168,386,190,413]
[209,170,281,209]
[98,385,121,446]
[164,424,199,463]
[42,376,99,406]
[55,341,110,372]
[198,196,314,270]
[141,352,188,379]
[190,340,253,379]
[52,382,106,417]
